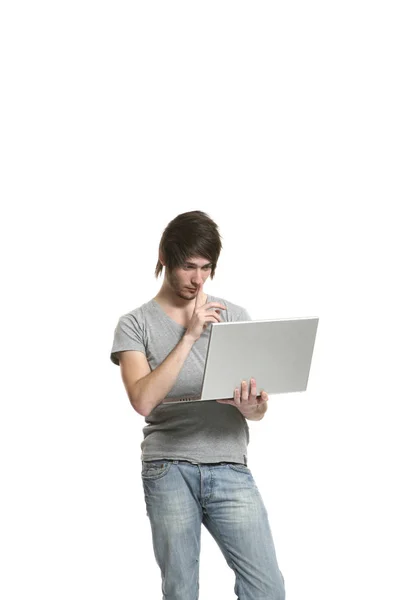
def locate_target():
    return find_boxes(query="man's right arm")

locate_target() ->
[119,333,196,417]
[118,286,226,416]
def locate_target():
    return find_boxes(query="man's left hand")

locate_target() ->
[216,378,268,417]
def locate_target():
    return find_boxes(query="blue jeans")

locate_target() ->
[141,459,285,600]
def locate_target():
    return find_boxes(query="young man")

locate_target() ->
[110,211,285,599]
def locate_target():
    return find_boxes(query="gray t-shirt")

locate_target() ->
[110,294,252,465]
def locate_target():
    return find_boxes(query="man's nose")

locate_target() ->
[191,270,204,284]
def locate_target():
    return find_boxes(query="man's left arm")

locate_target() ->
[242,400,268,421]
[217,379,268,420]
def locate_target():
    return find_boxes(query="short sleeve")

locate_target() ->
[238,307,251,321]
[110,314,146,366]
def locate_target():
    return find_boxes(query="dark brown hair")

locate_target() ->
[155,210,223,279]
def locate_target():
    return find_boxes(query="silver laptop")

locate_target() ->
[162,316,319,404]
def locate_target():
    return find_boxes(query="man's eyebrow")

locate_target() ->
[185,261,213,267]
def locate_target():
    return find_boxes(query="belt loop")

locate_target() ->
[244,455,247,466]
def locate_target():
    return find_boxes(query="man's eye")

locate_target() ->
[183,265,211,270]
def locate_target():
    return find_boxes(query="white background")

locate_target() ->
[1,2,399,599]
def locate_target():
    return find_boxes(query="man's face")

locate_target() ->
[167,256,213,299]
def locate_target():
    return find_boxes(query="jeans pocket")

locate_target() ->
[141,460,172,480]
[227,463,251,474]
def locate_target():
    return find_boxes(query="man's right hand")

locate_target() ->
[185,281,227,342]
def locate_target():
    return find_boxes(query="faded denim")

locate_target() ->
[141,459,285,600]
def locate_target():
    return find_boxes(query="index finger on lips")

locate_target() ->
[194,281,203,310]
